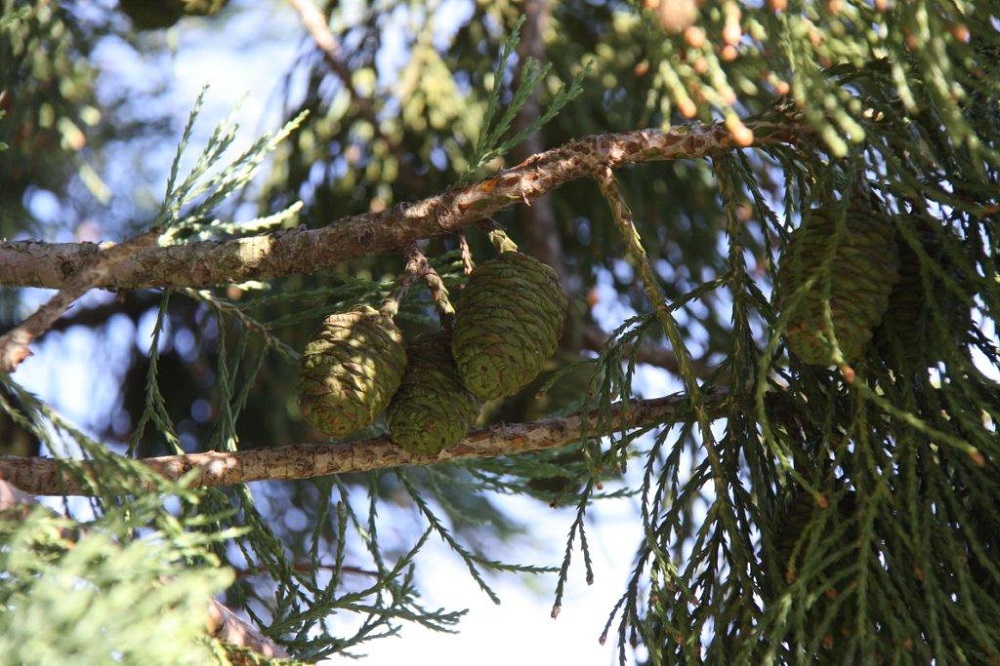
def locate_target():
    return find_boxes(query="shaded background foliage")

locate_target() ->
[1,0,999,663]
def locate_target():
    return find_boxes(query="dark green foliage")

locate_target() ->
[452,251,567,401]
[771,484,860,660]
[387,331,480,455]
[298,306,406,438]
[777,204,899,366]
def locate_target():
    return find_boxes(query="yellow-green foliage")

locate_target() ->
[0,508,232,665]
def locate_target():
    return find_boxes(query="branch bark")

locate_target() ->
[0,121,800,291]
[0,389,729,496]
[0,228,160,373]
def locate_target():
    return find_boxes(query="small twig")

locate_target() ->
[207,600,291,659]
[458,232,474,275]
[578,324,716,377]
[0,389,731,496]
[285,0,416,189]
[593,165,728,500]
[591,167,708,387]
[400,243,455,319]
[481,219,519,253]
[232,562,378,579]
[0,228,160,373]
[381,242,454,319]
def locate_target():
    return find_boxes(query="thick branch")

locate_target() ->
[0,121,800,290]
[0,228,159,373]
[0,389,729,496]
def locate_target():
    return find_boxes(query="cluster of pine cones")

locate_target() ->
[775,204,962,374]
[297,251,567,455]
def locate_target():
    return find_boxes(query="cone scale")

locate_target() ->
[451,251,567,401]
[777,207,899,366]
[387,332,481,455]
[297,306,406,438]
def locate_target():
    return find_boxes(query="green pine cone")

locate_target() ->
[298,306,407,438]
[874,218,967,373]
[777,207,900,366]
[772,486,859,655]
[119,0,228,30]
[451,252,567,401]
[387,332,481,455]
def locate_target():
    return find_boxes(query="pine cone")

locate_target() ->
[875,218,967,372]
[773,486,859,655]
[452,252,567,401]
[118,0,227,30]
[777,207,899,366]
[297,306,407,438]
[386,332,481,455]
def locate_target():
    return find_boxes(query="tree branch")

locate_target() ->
[0,121,801,291]
[0,228,160,373]
[0,389,729,496]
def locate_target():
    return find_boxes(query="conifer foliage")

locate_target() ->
[0,1,998,663]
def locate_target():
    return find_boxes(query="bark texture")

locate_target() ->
[0,122,799,291]
[0,389,729,496]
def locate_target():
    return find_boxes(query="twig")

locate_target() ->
[578,324,716,377]
[593,164,727,498]
[380,242,454,319]
[207,600,291,660]
[232,562,378,579]
[284,0,416,189]
[458,232,474,275]
[0,121,803,291]
[0,389,730,496]
[0,228,160,373]
[400,243,455,318]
